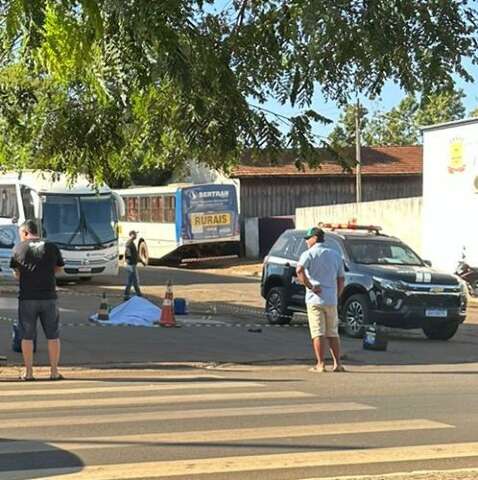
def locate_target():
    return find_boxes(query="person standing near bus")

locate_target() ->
[124,230,144,301]
[10,220,65,381]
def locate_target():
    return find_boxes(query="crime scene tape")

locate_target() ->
[0,315,306,329]
[0,285,305,328]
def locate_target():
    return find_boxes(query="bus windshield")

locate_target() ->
[42,194,117,247]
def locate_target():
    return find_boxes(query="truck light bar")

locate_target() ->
[319,222,382,234]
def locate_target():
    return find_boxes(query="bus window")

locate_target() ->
[21,186,35,220]
[139,197,151,222]
[126,196,139,222]
[149,195,174,223]
[164,196,175,223]
[151,196,164,222]
[0,185,18,219]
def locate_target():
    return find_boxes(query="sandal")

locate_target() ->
[19,375,36,382]
[309,365,327,373]
[333,365,346,372]
[49,373,65,381]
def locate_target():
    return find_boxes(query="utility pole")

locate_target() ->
[355,98,362,203]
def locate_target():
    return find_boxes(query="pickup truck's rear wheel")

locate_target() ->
[423,322,459,341]
[265,287,292,325]
[343,294,370,338]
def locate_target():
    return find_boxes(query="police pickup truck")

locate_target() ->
[261,224,467,340]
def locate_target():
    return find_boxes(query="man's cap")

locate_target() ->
[129,230,139,236]
[304,227,324,239]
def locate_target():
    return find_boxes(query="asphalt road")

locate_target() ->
[0,365,477,479]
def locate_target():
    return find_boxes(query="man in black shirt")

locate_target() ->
[10,220,65,381]
[124,230,144,301]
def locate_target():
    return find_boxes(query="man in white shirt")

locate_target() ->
[296,227,346,373]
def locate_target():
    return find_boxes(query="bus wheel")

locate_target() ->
[138,241,150,266]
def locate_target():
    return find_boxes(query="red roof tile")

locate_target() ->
[232,146,423,178]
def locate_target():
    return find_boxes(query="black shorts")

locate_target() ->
[18,300,60,340]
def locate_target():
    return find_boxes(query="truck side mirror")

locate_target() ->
[423,260,432,267]
[343,259,350,272]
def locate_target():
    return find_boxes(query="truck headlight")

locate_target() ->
[373,277,406,291]
[105,252,118,261]
[458,279,468,296]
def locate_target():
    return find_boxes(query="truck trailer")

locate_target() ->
[422,118,478,274]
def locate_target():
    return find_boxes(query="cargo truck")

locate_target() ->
[422,118,478,279]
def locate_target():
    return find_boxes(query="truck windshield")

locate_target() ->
[347,239,423,266]
[42,194,117,247]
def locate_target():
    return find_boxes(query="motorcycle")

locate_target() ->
[456,248,478,297]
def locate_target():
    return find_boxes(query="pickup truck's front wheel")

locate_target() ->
[265,287,292,325]
[343,294,370,338]
[423,322,459,341]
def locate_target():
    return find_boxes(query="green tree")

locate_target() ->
[415,90,466,128]
[364,96,420,146]
[328,103,368,150]
[362,90,466,146]
[0,1,477,183]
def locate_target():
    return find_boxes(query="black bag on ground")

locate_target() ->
[11,323,37,353]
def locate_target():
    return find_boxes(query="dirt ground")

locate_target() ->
[180,258,263,278]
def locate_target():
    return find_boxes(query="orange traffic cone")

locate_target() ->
[97,292,109,321]
[158,280,176,327]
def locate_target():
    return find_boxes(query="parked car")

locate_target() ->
[261,225,468,340]
[0,224,18,279]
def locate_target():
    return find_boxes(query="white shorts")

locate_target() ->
[306,304,339,338]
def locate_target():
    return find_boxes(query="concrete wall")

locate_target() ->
[296,197,423,255]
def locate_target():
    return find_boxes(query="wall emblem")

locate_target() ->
[448,138,465,173]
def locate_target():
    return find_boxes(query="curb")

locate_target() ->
[303,467,478,480]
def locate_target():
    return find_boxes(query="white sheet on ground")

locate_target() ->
[90,296,161,327]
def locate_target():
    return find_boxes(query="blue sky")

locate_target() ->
[210,0,478,139]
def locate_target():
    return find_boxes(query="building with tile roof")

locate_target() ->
[231,145,423,218]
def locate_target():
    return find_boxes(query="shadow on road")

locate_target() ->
[0,440,83,478]
[81,266,259,287]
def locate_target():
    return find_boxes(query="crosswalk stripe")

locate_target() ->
[0,381,265,397]
[0,375,225,390]
[0,390,313,412]
[0,402,374,430]
[0,419,452,455]
[4,441,478,480]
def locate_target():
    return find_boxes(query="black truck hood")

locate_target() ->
[355,264,459,285]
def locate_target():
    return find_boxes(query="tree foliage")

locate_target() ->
[328,103,368,150]
[0,1,477,183]
[331,90,467,147]
[365,90,466,145]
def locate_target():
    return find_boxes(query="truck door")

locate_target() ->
[289,234,307,307]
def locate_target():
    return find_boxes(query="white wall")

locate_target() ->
[296,197,423,255]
